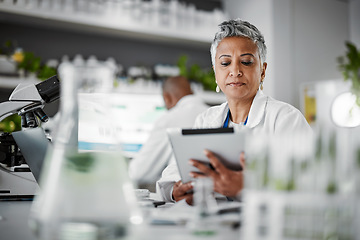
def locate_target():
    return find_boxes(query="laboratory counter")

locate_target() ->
[0,198,242,240]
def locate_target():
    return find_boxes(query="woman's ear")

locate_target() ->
[261,62,267,80]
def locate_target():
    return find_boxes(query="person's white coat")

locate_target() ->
[129,94,209,185]
[157,90,313,202]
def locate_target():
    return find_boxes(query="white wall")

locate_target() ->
[292,0,348,107]
[222,0,276,102]
[273,0,293,105]
[349,0,360,47]
[223,0,349,109]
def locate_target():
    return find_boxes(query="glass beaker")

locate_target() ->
[29,58,142,240]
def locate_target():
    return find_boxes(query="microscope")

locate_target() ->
[0,76,60,199]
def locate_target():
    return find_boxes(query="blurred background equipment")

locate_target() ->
[242,129,360,239]
[0,76,59,199]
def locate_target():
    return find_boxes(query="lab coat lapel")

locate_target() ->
[202,102,229,128]
[247,90,267,129]
[203,90,268,129]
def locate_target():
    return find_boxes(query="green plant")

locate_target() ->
[337,42,360,106]
[17,52,41,73]
[37,64,58,80]
[0,40,57,81]
[177,55,216,91]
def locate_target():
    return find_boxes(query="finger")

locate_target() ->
[185,194,194,205]
[172,182,193,202]
[189,159,217,178]
[189,159,209,173]
[174,180,182,188]
[176,193,192,202]
[189,171,207,178]
[173,180,185,193]
[177,181,193,195]
[204,149,227,174]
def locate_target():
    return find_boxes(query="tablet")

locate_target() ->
[167,128,245,183]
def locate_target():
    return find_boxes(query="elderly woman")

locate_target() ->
[157,19,312,204]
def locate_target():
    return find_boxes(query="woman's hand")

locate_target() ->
[172,180,194,205]
[189,150,245,197]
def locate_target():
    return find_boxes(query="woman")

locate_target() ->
[157,19,312,205]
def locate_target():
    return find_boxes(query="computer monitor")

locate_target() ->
[78,92,166,158]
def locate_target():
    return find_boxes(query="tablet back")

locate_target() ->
[167,128,245,183]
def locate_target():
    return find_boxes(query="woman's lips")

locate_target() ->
[227,82,245,87]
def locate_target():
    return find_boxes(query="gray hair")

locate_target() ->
[210,19,267,66]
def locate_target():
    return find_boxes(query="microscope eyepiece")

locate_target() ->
[36,76,60,103]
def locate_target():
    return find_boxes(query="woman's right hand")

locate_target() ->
[172,180,194,205]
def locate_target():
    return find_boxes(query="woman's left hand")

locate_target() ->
[189,150,245,197]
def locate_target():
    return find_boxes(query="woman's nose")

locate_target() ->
[229,64,243,77]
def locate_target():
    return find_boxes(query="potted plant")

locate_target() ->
[177,55,216,91]
[0,40,57,80]
[337,42,360,106]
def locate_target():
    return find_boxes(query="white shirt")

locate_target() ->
[128,94,209,185]
[157,90,313,202]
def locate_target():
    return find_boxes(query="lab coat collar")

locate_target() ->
[220,90,267,129]
[247,90,267,128]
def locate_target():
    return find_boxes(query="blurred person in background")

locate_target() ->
[129,76,209,190]
[157,19,313,205]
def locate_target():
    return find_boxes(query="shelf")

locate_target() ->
[0,76,225,105]
[0,3,219,47]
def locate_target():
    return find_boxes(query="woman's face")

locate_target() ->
[214,36,266,102]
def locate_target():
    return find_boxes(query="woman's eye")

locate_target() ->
[221,62,230,66]
[242,61,253,66]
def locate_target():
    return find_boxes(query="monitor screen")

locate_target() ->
[78,92,166,158]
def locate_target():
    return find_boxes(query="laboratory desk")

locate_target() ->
[0,200,37,240]
[0,199,241,240]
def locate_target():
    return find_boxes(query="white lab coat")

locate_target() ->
[128,94,209,185]
[157,90,313,202]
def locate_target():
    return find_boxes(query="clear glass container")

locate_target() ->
[187,177,218,236]
[29,58,142,240]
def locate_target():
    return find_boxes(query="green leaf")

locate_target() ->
[29,57,41,73]
[338,42,360,101]
[176,55,216,91]
[37,65,57,80]
[177,55,188,77]
[326,181,337,194]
